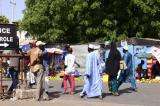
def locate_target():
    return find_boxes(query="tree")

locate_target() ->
[21,0,160,43]
[0,16,9,24]
[13,20,23,31]
[100,0,160,40]
[131,0,160,39]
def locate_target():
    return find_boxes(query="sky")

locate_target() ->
[0,0,25,23]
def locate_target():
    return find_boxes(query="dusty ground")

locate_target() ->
[1,80,160,106]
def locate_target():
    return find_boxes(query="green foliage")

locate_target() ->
[13,20,23,31]
[21,0,160,43]
[0,16,9,24]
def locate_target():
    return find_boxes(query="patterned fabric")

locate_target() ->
[22,44,31,52]
[108,76,118,93]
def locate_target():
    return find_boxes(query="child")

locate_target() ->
[63,47,80,95]
[137,60,144,81]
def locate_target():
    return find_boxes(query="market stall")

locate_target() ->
[46,48,64,76]
[121,38,160,80]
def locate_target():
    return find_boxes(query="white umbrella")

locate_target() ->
[46,48,63,54]
[151,47,160,63]
[19,39,37,46]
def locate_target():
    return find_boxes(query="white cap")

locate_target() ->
[88,44,94,49]
[36,41,46,46]
[88,44,100,49]
[123,46,128,50]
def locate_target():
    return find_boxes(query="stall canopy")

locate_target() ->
[135,53,152,59]
[19,39,37,46]
[46,48,63,54]
[126,37,160,46]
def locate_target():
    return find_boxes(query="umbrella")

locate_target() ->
[21,44,31,53]
[46,48,63,54]
[135,52,152,59]
[19,39,37,46]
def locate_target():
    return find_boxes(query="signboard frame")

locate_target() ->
[0,24,19,50]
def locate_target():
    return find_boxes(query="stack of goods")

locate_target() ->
[147,57,157,79]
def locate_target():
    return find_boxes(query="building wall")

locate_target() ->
[71,44,88,73]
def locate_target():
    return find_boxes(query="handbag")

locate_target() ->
[120,60,127,70]
[99,59,106,72]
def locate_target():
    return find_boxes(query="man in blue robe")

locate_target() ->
[118,46,137,91]
[80,44,103,99]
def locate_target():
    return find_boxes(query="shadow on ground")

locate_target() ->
[48,91,61,98]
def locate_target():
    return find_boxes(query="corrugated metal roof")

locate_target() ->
[127,37,160,45]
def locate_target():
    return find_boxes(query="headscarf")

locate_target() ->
[105,42,121,75]
[108,42,118,59]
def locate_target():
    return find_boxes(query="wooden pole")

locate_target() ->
[0,57,2,97]
[19,58,23,84]
[22,56,27,88]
